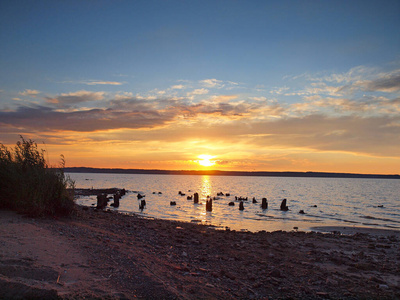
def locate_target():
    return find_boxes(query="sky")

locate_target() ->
[0,0,399,174]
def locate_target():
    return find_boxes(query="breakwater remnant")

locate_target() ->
[170,201,176,206]
[228,202,235,206]
[261,198,268,210]
[239,201,244,211]
[252,197,258,203]
[280,198,289,211]
[194,192,199,204]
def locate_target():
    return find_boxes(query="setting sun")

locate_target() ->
[198,155,215,167]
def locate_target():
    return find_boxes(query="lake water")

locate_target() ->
[68,173,400,233]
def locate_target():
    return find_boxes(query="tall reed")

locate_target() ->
[0,136,75,216]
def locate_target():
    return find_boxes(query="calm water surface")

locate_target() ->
[69,173,400,233]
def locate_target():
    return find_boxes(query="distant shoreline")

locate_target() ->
[64,167,400,179]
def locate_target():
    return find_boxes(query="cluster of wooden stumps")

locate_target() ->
[93,188,294,213]
[96,188,126,209]
[177,190,291,213]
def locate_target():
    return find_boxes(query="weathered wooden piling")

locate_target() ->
[111,192,120,207]
[194,192,199,204]
[280,198,289,211]
[206,199,212,211]
[96,193,108,209]
[239,201,244,210]
[261,198,268,209]
[139,199,146,210]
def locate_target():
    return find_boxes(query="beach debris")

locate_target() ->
[311,205,318,207]
[217,192,225,196]
[225,193,230,196]
[187,195,192,200]
[139,199,146,210]
[178,191,186,196]
[228,202,235,206]
[96,194,108,209]
[194,192,199,204]
[280,199,289,211]
[252,197,258,203]
[170,201,177,206]
[239,201,244,210]
[261,198,268,210]
[137,193,145,199]
[206,199,212,211]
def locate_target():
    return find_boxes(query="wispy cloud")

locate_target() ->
[19,89,40,97]
[63,80,124,86]
[45,90,105,108]
[84,80,124,86]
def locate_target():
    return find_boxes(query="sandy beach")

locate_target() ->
[0,206,399,299]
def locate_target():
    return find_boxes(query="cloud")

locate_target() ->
[45,90,105,107]
[0,104,172,132]
[83,81,124,85]
[171,85,185,90]
[19,89,40,97]
[364,74,400,93]
[200,78,224,88]
[190,88,209,95]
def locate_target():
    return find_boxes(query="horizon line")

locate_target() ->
[63,167,400,179]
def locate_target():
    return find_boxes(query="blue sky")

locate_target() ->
[1,0,399,173]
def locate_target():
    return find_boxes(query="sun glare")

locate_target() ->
[198,154,215,167]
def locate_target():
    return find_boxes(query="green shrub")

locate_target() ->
[0,136,75,217]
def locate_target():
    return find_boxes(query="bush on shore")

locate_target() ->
[0,136,75,217]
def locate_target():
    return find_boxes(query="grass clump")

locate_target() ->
[0,136,75,217]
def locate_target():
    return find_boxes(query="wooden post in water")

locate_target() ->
[206,199,212,211]
[261,198,268,210]
[96,193,108,209]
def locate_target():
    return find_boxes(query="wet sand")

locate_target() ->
[1,206,399,299]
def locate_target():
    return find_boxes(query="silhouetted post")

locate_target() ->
[139,199,146,210]
[280,198,289,211]
[206,199,212,211]
[261,198,268,209]
[239,201,244,210]
[96,193,108,209]
[194,192,199,204]
[111,192,120,207]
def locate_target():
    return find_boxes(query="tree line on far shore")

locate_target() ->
[0,137,75,217]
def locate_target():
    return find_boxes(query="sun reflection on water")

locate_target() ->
[198,175,212,221]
